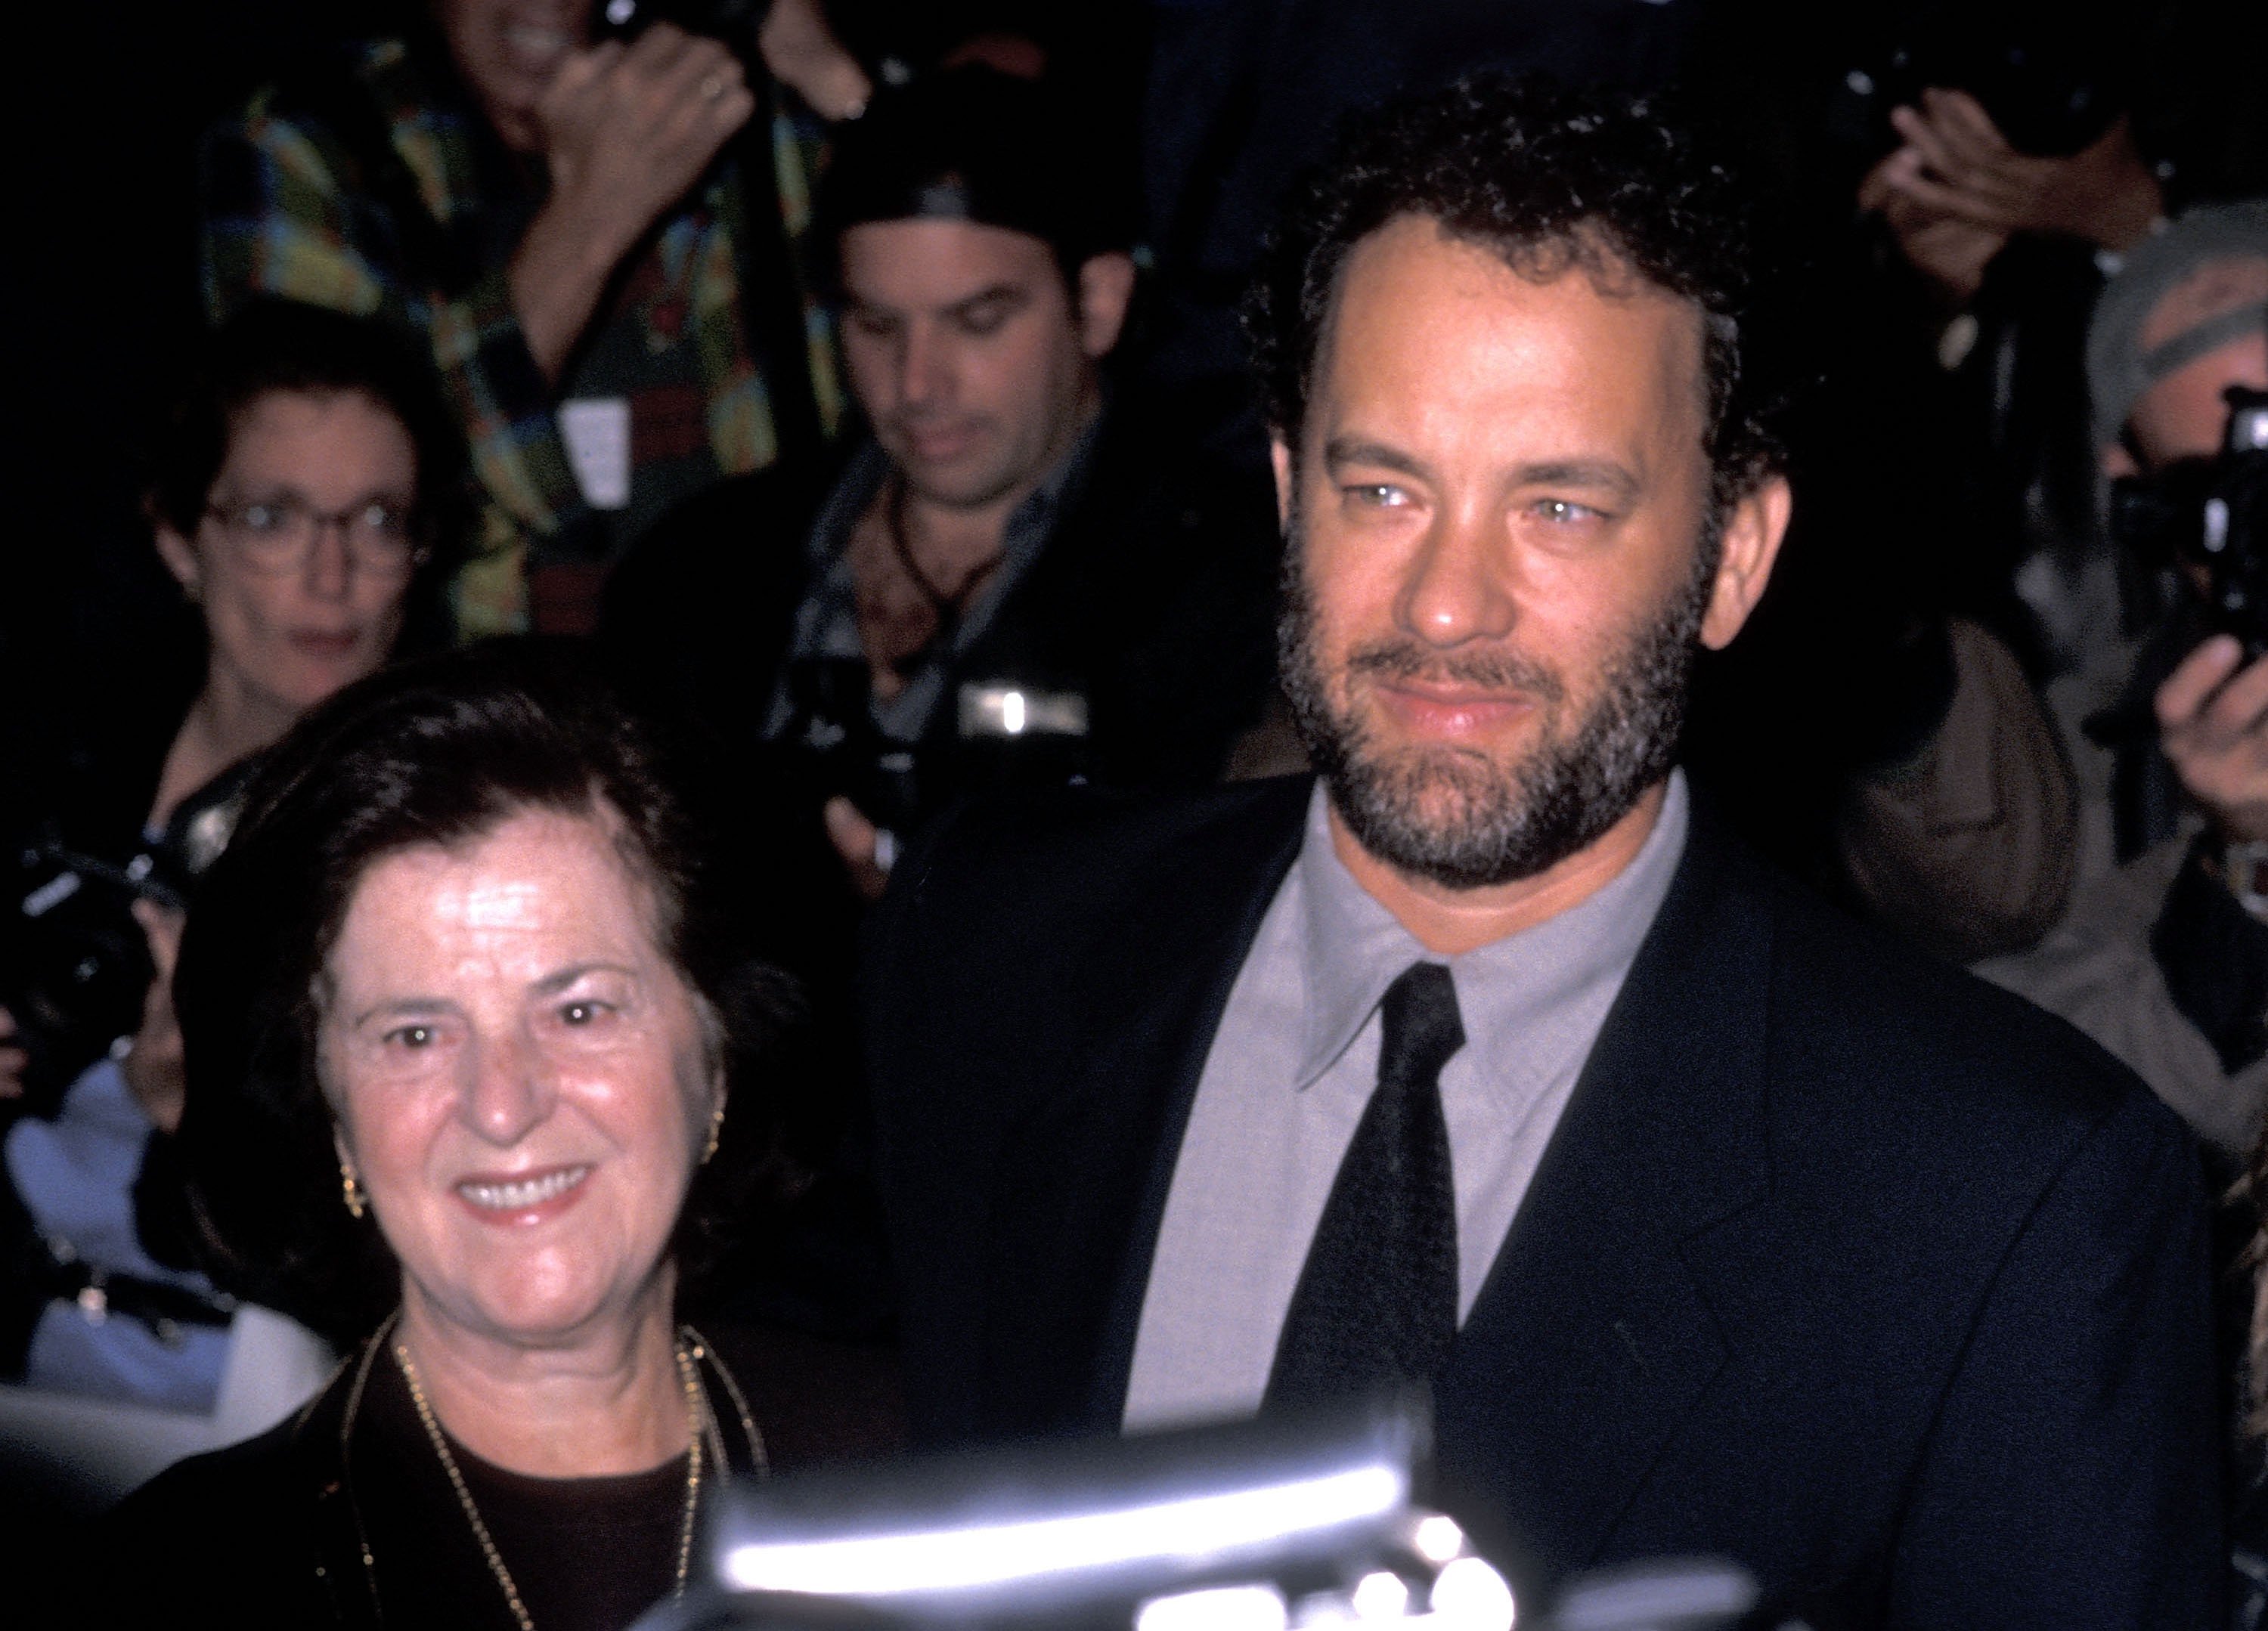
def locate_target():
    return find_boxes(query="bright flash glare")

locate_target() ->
[1352,1572,1411,1620]
[723,1466,1405,1596]
[1137,1584,1290,1631]
[1427,1557,1515,1631]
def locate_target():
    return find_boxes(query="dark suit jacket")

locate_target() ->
[864,776,2223,1628]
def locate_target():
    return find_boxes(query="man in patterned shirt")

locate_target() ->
[200,0,866,636]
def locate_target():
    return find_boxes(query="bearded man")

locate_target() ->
[863,78,2220,1626]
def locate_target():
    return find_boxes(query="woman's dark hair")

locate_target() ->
[814,64,1133,292]
[1248,73,1784,515]
[149,299,472,646]
[172,639,797,1343]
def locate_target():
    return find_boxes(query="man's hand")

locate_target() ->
[2158,634,2268,843]
[758,0,871,122]
[119,900,188,1136]
[1859,150,2008,305]
[823,797,893,903]
[510,24,756,379]
[1869,90,2161,252]
[0,1005,24,1102]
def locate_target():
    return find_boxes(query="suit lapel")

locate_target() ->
[1434,816,1773,1581]
[978,780,1310,1439]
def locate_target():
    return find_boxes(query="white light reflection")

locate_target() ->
[723,1466,1403,1596]
[1427,1557,1516,1631]
[1000,690,1027,734]
[1410,1516,1464,1565]
[1137,1584,1289,1631]
[1351,1572,1411,1620]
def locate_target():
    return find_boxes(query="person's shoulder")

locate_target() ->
[888,775,1309,933]
[865,778,1309,1026]
[1699,816,2183,1163]
[74,1412,320,1622]
[104,1411,302,1535]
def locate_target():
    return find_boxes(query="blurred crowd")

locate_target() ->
[4,0,2268,1625]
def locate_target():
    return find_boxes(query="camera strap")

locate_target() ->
[33,1227,238,1345]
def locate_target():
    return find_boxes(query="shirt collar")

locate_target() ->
[1291,770,1691,1088]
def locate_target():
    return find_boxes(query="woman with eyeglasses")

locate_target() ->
[0,299,463,1434]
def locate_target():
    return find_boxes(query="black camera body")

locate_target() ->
[780,657,1095,847]
[2,766,247,1115]
[2110,386,2268,653]
[0,837,182,1115]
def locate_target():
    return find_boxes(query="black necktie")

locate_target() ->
[1266,960,1465,1407]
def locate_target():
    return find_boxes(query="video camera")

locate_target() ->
[2110,385,2268,654]
[1,771,246,1113]
[780,656,1095,856]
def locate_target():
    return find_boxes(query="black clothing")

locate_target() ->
[80,1329,771,1630]
[864,777,2223,1626]
[600,388,1280,1204]
[603,390,1281,816]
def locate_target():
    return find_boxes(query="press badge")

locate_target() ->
[559,398,631,511]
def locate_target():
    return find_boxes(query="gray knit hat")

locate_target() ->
[2086,200,2268,449]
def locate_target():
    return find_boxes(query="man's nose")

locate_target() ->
[1394,502,1518,646]
[459,1029,555,1148]
[896,320,953,410]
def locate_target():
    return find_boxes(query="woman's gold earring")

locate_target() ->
[701,1104,725,1165]
[341,1165,367,1220]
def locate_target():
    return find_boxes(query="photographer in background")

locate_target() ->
[201,0,869,638]
[0,300,463,1414]
[604,66,1281,915]
[1978,203,2268,1165]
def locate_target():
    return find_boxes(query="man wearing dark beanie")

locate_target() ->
[1981,200,2268,1165]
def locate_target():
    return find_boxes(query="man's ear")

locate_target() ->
[153,521,202,600]
[1269,435,1295,530]
[2103,442,2140,480]
[1699,474,1792,651]
[1076,252,1137,359]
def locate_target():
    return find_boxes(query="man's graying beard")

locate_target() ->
[1278,507,1721,890]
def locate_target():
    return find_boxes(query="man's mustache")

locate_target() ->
[1343,639,1566,706]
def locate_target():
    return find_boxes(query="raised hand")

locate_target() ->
[510,24,755,378]
[2158,633,2268,844]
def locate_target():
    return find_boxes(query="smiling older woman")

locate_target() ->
[83,642,795,1629]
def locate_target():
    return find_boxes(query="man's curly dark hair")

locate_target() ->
[1249,74,1783,514]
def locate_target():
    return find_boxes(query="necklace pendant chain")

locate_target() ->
[395,1329,714,1631]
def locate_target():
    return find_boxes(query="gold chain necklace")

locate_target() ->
[395,1329,716,1631]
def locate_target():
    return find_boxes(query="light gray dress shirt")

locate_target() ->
[1122,772,1691,1431]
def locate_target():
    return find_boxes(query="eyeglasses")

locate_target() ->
[203,494,427,577]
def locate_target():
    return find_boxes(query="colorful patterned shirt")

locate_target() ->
[200,36,842,636]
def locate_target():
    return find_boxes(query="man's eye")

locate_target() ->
[1533,499,1603,525]
[383,1024,436,1050]
[847,309,898,339]
[953,302,1012,336]
[559,1001,612,1027]
[240,502,288,533]
[1344,484,1408,508]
